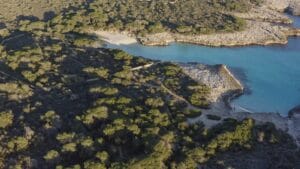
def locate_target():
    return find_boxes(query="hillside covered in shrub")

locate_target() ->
[0,0,299,169]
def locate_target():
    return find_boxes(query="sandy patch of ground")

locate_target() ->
[93,31,137,45]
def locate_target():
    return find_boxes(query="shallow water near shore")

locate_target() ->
[107,16,300,115]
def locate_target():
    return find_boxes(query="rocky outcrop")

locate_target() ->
[264,0,300,15]
[289,1,300,15]
[182,63,300,146]
[182,63,244,128]
[284,27,300,36]
[264,0,290,12]
[233,6,292,24]
[138,21,300,47]
[180,64,243,102]
[289,105,300,117]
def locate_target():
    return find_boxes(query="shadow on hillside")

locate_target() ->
[0,22,6,29]
[16,15,39,23]
[43,11,56,21]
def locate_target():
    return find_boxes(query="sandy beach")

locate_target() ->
[93,31,137,45]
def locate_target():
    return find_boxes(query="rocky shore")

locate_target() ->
[137,0,300,47]
[181,63,300,146]
[94,1,300,47]
[138,21,300,47]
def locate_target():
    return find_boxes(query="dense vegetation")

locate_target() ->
[1,0,262,35]
[0,0,83,27]
[89,0,251,35]
[0,0,299,169]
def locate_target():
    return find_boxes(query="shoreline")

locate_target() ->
[94,21,300,47]
[93,30,137,45]
[181,63,300,145]
[92,3,300,145]
[95,28,300,145]
[92,2,300,47]
[137,20,300,47]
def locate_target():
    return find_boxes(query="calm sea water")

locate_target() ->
[107,16,300,115]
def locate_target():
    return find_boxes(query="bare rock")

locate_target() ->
[234,6,292,24]
[264,0,290,12]
[264,0,300,16]
[179,64,243,102]
[288,1,300,15]
[24,126,34,140]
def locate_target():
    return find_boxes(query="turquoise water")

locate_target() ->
[107,16,300,115]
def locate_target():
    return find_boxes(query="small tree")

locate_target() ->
[44,150,60,161]
[7,137,29,152]
[62,143,77,153]
[81,106,108,125]
[0,110,13,128]
[147,22,165,34]
[95,151,109,163]
[145,98,164,108]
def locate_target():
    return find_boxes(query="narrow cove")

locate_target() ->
[106,16,300,116]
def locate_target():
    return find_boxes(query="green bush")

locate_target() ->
[206,114,221,121]
[44,150,60,161]
[147,22,165,34]
[145,98,164,108]
[0,110,13,128]
[186,109,202,118]
[7,137,29,152]
[81,106,108,125]
[62,143,77,153]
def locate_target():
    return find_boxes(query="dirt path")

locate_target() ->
[131,63,154,71]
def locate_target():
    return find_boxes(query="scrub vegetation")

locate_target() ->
[0,0,83,25]
[0,0,299,169]
[1,0,262,34]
